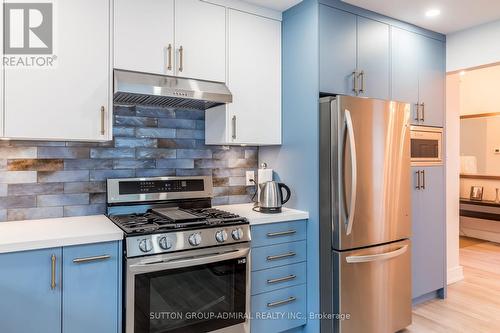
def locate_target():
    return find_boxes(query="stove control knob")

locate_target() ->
[139,239,153,253]
[215,230,228,243]
[158,236,172,250]
[231,228,244,241]
[188,233,202,246]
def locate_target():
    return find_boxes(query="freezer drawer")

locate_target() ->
[333,239,411,333]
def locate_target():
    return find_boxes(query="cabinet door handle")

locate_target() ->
[414,103,421,121]
[267,296,297,308]
[232,115,237,140]
[267,252,296,261]
[100,106,105,135]
[167,44,172,71]
[267,274,297,284]
[420,102,425,122]
[358,70,365,93]
[352,71,358,94]
[51,254,56,290]
[267,230,296,238]
[415,170,421,190]
[73,254,111,264]
[179,46,184,72]
[421,170,426,190]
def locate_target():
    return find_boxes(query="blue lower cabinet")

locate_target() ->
[0,241,121,333]
[251,262,307,296]
[251,284,307,333]
[250,220,308,333]
[250,220,307,247]
[62,241,121,333]
[0,247,62,333]
[251,241,307,271]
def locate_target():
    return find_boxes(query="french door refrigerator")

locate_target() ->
[319,96,412,333]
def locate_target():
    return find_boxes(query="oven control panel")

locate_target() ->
[126,225,251,258]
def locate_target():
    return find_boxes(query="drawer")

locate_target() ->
[251,262,306,295]
[251,284,307,333]
[251,240,306,271]
[251,220,307,248]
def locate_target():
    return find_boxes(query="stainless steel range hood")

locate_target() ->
[113,69,232,110]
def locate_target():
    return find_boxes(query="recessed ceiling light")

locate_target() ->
[460,71,466,76]
[425,9,441,17]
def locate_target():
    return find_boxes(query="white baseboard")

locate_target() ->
[447,265,464,285]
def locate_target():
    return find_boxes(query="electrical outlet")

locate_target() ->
[246,171,255,186]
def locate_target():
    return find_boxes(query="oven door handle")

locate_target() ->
[128,248,250,274]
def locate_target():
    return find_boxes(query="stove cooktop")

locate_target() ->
[109,207,248,235]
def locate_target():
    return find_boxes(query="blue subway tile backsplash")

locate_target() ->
[0,105,257,221]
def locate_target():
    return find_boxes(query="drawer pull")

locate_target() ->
[267,296,297,308]
[267,230,296,238]
[267,274,297,284]
[50,254,56,290]
[167,44,172,71]
[73,255,111,264]
[100,106,106,135]
[267,252,296,261]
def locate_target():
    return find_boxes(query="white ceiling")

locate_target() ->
[342,0,500,34]
[242,0,302,12]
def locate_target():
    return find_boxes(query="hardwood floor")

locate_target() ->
[404,241,500,332]
[459,236,486,248]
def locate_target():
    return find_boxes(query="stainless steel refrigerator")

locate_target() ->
[319,95,412,333]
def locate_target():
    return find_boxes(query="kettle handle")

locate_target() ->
[279,183,291,205]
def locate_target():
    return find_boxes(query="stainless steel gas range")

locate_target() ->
[106,176,251,333]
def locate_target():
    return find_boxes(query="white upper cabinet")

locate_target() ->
[114,0,174,75]
[174,0,226,82]
[205,9,282,145]
[4,0,112,141]
[114,0,226,82]
[228,9,281,145]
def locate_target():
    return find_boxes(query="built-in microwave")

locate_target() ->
[410,126,443,166]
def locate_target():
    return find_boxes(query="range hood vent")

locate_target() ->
[113,69,232,110]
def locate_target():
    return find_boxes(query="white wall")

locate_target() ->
[446,73,464,284]
[461,177,500,201]
[446,25,500,284]
[459,64,500,115]
[447,19,500,72]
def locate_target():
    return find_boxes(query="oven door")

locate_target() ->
[410,126,443,166]
[126,244,250,333]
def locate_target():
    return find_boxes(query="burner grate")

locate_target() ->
[108,208,247,235]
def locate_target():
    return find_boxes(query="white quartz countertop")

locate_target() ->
[215,203,309,226]
[0,215,123,254]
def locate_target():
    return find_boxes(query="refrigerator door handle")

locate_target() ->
[345,245,408,263]
[344,110,357,235]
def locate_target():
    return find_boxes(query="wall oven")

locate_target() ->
[126,243,250,333]
[410,126,443,166]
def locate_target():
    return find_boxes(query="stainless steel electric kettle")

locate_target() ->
[254,181,291,213]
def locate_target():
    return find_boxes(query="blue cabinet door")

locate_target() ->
[62,241,120,333]
[418,36,445,127]
[0,247,62,333]
[412,166,445,299]
[357,16,390,100]
[392,28,444,126]
[319,5,357,95]
[391,27,419,120]
[410,167,421,299]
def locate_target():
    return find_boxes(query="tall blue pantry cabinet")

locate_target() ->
[260,0,446,332]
